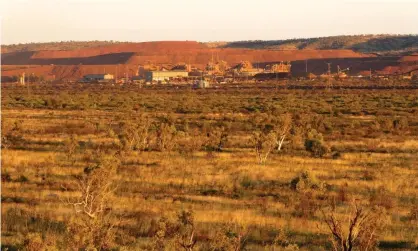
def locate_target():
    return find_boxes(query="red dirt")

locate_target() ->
[2,65,140,81]
[2,41,416,80]
[30,41,206,59]
[399,55,418,62]
[3,41,370,66]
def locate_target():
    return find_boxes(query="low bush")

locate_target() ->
[290,171,323,192]
[304,139,329,157]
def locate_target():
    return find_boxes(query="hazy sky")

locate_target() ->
[1,0,417,44]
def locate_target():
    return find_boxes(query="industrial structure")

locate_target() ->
[233,61,263,77]
[76,60,292,84]
[82,74,114,82]
[71,57,417,85]
[19,73,25,85]
[194,80,210,89]
[254,61,292,80]
[4,55,416,86]
[336,66,350,79]
[144,70,188,82]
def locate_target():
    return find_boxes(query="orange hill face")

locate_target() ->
[29,41,206,59]
[3,41,369,66]
[3,40,415,80]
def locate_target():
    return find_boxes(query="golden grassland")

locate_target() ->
[1,84,418,250]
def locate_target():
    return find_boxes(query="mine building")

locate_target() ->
[171,64,191,72]
[83,74,114,82]
[254,62,292,80]
[145,70,188,82]
[131,76,144,83]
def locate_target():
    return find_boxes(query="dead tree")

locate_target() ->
[233,230,249,251]
[229,224,250,251]
[177,210,197,251]
[62,154,121,250]
[251,113,292,164]
[320,202,384,251]
[252,131,277,164]
[275,114,292,151]
[70,169,115,218]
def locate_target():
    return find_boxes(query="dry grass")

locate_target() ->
[2,85,417,250]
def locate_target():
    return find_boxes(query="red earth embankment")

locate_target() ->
[3,41,371,66]
[30,41,206,59]
[2,41,416,80]
[127,48,370,66]
[2,65,141,81]
[399,53,418,62]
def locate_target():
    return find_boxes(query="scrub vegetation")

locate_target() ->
[1,83,418,250]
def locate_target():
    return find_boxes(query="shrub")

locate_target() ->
[209,224,250,251]
[177,129,205,157]
[204,126,229,152]
[152,217,170,250]
[290,171,322,192]
[1,120,24,149]
[156,122,177,152]
[16,175,29,183]
[64,134,79,163]
[117,116,151,152]
[24,233,45,251]
[408,204,418,222]
[1,172,12,182]
[24,233,59,251]
[369,187,395,210]
[240,175,257,189]
[293,192,319,218]
[393,117,408,131]
[331,151,342,159]
[304,139,328,157]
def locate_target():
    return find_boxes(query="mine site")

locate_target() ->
[2,37,418,86]
[1,1,418,251]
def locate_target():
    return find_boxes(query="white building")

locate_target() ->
[145,71,188,82]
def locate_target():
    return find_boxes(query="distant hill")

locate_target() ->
[215,35,418,55]
[2,35,417,55]
[2,36,417,81]
[1,41,130,53]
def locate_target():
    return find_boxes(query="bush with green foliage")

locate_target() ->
[304,129,329,157]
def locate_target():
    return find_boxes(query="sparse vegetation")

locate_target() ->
[320,202,386,251]
[4,35,418,54]
[221,34,418,54]
[1,83,417,250]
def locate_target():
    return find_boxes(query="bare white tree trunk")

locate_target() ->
[277,134,286,151]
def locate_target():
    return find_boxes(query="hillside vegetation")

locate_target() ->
[2,35,418,55]
[219,35,418,54]
[1,40,129,53]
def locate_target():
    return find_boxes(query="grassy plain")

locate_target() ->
[1,83,417,250]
